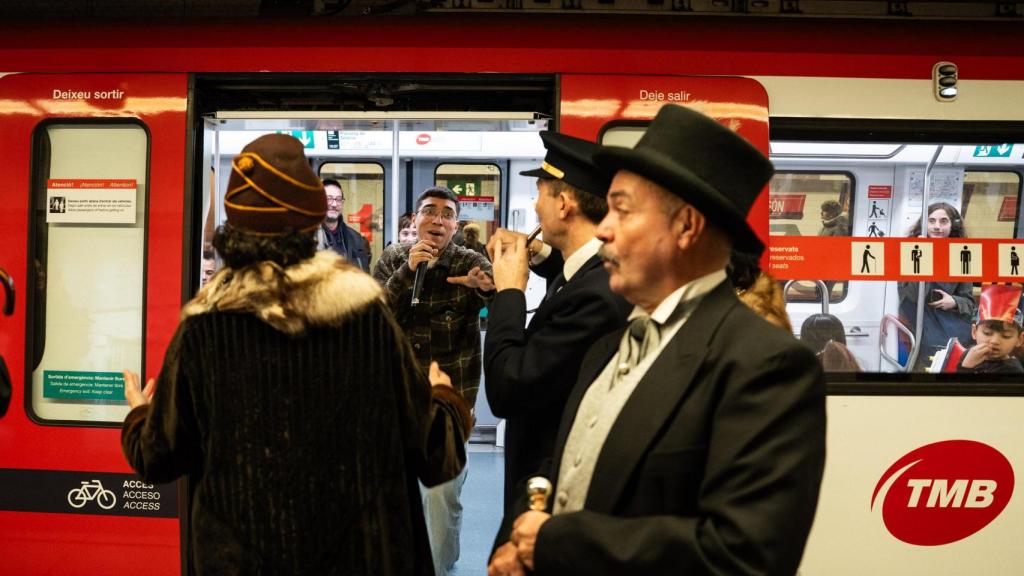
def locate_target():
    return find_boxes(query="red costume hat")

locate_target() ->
[977,284,1024,327]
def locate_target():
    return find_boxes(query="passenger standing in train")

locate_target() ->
[399,211,419,243]
[483,131,630,514]
[489,104,826,576]
[373,186,495,576]
[317,178,372,271]
[121,134,472,576]
[898,202,976,370]
[461,222,490,261]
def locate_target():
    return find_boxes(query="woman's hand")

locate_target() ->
[429,361,452,388]
[123,370,155,409]
[928,289,956,311]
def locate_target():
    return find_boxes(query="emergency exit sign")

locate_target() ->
[279,130,314,149]
[973,144,1013,158]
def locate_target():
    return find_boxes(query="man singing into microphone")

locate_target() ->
[373,185,494,576]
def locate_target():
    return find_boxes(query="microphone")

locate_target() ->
[411,263,427,307]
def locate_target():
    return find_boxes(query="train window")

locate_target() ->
[319,162,386,268]
[27,122,149,425]
[434,163,502,248]
[961,171,1021,240]
[770,172,854,304]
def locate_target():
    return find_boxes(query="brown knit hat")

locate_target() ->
[224,134,327,236]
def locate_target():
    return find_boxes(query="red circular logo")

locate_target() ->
[416,133,431,145]
[872,440,1014,546]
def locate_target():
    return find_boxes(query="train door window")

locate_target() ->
[769,172,854,303]
[27,122,148,424]
[961,171,1021,239]
[319,162,386,268]
[434,163,501,248]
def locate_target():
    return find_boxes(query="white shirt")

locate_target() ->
[552,269,727,514]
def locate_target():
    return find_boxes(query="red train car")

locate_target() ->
[1,11,1023,575]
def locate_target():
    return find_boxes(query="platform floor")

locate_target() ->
[451,444,504,576]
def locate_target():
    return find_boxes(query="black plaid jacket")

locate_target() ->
[373,241,493,407]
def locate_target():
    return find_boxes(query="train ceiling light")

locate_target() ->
[933,61,959,102]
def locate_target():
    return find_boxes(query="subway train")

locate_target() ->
[1,12,1023,575]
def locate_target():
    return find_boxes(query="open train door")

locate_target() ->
[0,74,186,575]
[557,75,770,246]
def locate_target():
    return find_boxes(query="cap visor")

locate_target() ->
[519,167,549,178]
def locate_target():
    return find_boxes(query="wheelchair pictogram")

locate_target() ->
[67,479,117,510]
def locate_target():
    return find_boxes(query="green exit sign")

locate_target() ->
[973,144,1013,158]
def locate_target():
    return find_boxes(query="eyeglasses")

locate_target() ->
[418,206,457,221]
[326,196,344,205]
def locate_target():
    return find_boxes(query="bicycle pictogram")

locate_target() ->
[67,479,117,510]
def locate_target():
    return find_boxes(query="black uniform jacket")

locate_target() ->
[484,254,630,511]
[501,280,827,576]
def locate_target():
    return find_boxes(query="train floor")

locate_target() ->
[450,444,504,576]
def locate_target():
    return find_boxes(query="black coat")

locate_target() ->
[502,280,827,576]
[484,254,630,511]
[122,252,469,575]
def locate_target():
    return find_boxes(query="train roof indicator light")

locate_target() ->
[933,61,958,102]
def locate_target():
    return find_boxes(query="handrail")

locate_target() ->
[782,279,830,315]
[880,313,916,372]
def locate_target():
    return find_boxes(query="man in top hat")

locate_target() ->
[489,105,826,576]
[484,131,631,514]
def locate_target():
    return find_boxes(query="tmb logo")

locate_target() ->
[872,440,1014,546]
[416,133,431,145]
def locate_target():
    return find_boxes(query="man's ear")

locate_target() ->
[558,191,573,220]
[674,205,705,251]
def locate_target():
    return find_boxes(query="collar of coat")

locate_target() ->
[181,251,383,335]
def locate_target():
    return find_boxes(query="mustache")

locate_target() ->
[597,246,619,267]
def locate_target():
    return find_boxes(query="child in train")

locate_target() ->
[956,284,1024,374]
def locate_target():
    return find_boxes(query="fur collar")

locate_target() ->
[736,272,792,333]
[182,251,383,335]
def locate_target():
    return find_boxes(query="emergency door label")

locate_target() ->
[43,370,125,401]
[46,179,136,224]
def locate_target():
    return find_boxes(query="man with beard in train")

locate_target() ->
[489,104,826,576]
[484,131,631,515]
[373,185,495,576]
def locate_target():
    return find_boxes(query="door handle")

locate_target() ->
[0,267,13,316]
[0,356,10,418]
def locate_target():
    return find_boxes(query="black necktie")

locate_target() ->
[544,273,566,301]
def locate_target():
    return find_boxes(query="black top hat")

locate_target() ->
[594,104,773,253]
[520,131,611,197]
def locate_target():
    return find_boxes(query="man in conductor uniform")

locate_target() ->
[485,131,631,514]
[489,104,826,576]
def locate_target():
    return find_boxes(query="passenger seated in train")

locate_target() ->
[121,134,472,575]
[898,202,976,371]
[955,284,1024,374]
[800,313,862,372]
[817,199,849,237]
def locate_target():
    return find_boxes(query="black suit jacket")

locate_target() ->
[485,254,630,512]
[502,280,826,576]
